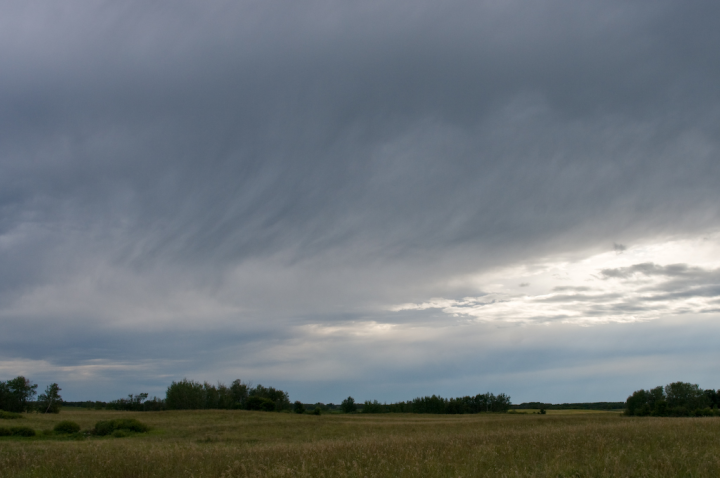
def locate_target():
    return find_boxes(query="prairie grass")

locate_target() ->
[1,409,719,477]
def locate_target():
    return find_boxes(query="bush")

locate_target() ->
[54,421,81,434]
[0,427,10,436]
[247,396,276,411]
[0,410,23,419]
[313,407,321,416]
[93,419,149,436]
[10,426,36,437]
[293,401,305,414]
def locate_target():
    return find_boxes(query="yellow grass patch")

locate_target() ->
[1,409,719,477]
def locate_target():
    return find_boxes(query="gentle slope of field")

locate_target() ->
[2,409,720,477]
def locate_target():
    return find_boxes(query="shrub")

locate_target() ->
[313,407,321,415]
[54,421,81,434]
[0,427,10,436]
[93,419,149,436]
[10,426,36,437]
[0,410,23,419]
[293,401,305,414]
[247,396,276,411]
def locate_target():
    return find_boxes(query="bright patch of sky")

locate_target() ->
[392,234,720,325]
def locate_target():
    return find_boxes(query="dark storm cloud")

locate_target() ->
[2,0,720,400]
[2,0,719,273]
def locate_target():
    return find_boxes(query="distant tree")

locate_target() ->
[625,389,650,416]
[412,395,446,414]
[165,379,205,410]
[665,382,709,411]
[230,379,249,409]
[293,401,305,414]
[490,393,512,412]
[247,396,276,411]
[361,400,386,413]
[704,389,720,409]
[249,384,290,411]
[341,396,356,413]
[0,381,8,411]
[37,383,62,414]
[625,382,713,416]
[446,397,465,414]
[1,377,38,413]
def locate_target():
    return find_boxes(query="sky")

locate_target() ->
[1,0,719,404]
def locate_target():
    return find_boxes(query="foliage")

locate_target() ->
[164,379,288,411]
[625,382,717,416]
[8,426,36,437]
[312,407,321,415]
[0,376,38,413]
[341,396,356,413]
[93,419,149,436]
[361,400,386,413]
[513,401,624,410]
[246,396,275,411]
[406,393,512,414]
[0,410,23,419]
[37,383,62,414]
[293,401,305,414]
[249,385,290,411]
[107,394,165,412]
[54,421,81,434]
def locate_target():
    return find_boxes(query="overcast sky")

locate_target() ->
[1,0,720,404]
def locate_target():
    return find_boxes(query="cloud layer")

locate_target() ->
[1,0,720,402]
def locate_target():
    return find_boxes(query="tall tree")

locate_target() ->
[3,376,38,413]
[341,396,356,413]
[37,383,62,414]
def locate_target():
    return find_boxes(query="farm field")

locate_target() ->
[2,409,720,477]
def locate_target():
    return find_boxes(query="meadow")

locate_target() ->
[1,409,720,477]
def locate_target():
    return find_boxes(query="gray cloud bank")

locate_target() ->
[1,0,720,401]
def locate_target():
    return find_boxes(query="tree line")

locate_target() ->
[0,376,62,414]
[513,402,624,411]
[339,392,512,414]
[625,382,720,416]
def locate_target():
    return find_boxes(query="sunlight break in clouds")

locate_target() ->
[392,234,720,326]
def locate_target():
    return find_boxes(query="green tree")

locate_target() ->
[665,382,709,411]
[165,379,205,410]
[37,383,62,414]
[230,379,249,409]
[249,384,290,411]
[293,401,305,414]
[2,377,38,413]
[341,396,356,413]
[625,389,649,416]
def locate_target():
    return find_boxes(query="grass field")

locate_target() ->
[2,409,720,477]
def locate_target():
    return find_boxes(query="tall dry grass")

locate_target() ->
[1,409,719,477]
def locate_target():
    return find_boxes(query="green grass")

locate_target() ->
[1,409,720,477]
